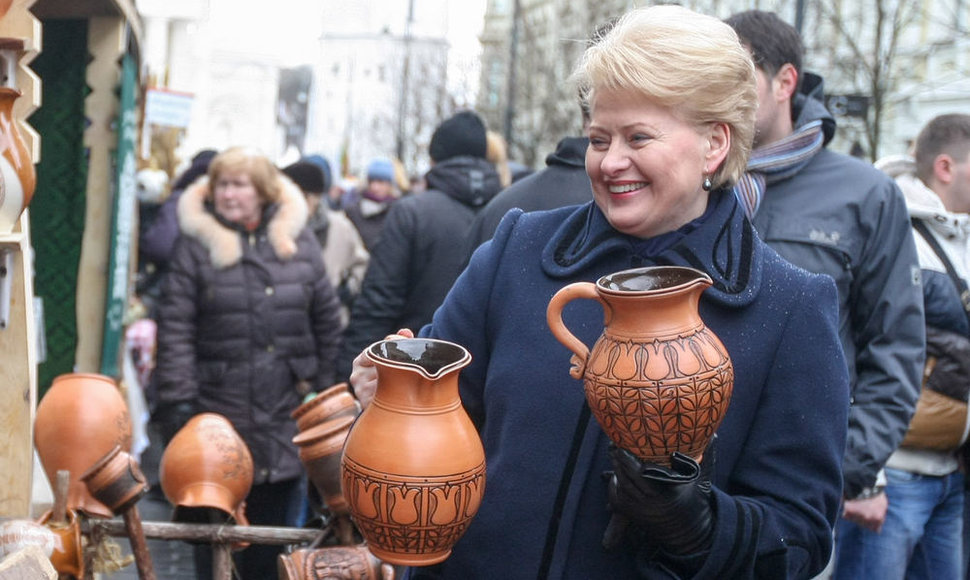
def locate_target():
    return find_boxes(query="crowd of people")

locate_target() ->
[123,5,970,579]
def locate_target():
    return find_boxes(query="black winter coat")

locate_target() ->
[337,156,502,382]
[154,177,342,484]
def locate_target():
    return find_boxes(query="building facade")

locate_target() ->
[479,0,970,166]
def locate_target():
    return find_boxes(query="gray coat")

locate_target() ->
[154,176,342,484]
[751,73,925,498]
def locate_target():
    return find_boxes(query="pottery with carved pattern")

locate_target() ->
[340,338,486,566]
[547,265,734,465]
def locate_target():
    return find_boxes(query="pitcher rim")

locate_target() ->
[365,337,472,380]
[595,265,712,296]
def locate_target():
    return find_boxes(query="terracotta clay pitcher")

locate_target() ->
[341,338,486,566]
[0,87,37,233]
[34,373,133,519]
[159,413,253,525]
[547,266,734,464]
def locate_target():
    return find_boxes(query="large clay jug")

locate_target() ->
[341,338,486,566]
[0,87,36,233]
[159,413,253,525]
[34,373,133,519]
[547,266,734,465]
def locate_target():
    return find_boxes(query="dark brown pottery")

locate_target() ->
[278,545,395,580]
[341,338,486,566]
[292,382,361,432]
[547,265,734,465]
[34,372,133,519]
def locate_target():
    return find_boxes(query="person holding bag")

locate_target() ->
[834,114,970,580]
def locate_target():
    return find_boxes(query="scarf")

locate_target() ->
[734,119,824,218]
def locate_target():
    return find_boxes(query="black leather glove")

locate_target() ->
[604,436,717,559]
[153,400,200,445]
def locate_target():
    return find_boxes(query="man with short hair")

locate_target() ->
[835,114,970,579]
[725,9,925,546]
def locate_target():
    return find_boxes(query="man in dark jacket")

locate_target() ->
[726,10,925,542]
[338,111,503,384]
[464,118,592,258]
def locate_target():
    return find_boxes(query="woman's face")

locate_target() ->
[213,170,263,226]
[586,89,729,239]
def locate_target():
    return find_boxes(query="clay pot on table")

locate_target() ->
[547,265,734,464]
[341,337,486,566]
[159,413,253,526]
[34,373,133,519]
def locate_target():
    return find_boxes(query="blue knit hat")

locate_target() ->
[366,157,395,182]
[303,154,333,192]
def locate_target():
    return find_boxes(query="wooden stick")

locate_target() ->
[212,543,233,580]
[50,470,70,525]
[87,520,322,545]
[121,506,156,580]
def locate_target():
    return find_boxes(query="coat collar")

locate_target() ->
[177,175,308,268]
[540,190,762,308]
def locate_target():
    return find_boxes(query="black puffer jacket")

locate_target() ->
[154,176,342,484]
[338,156,502,382]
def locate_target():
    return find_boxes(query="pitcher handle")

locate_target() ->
[546,282,603,380]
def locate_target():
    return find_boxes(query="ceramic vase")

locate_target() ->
[0,87,36,234]
[341,338,486,566]
[159,413,253,524]
[278,545,394,580]
[547,265,734,465]
[34,373,133,519]
[291,382,360,432]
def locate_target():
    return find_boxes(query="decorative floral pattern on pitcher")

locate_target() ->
[547,265,734,465]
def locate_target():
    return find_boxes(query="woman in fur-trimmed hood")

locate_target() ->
[152,147,342,579]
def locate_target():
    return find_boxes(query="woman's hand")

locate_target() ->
[350,328,415,408]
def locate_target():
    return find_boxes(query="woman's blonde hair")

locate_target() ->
[486,130,512,188]
[575,5,757,188]
[207,147,282,204]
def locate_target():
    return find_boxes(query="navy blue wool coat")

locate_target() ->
[414,191,849,579]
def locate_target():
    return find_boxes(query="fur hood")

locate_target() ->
[176,174,309,268]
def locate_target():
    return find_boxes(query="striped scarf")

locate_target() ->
[734,120,825,218]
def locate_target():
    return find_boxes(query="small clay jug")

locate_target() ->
[341,338,486,566]
[159,413,253,525]
[291,382,361,432]
[547,266,734,464]
[80,445,148,514]
[34,373,133,519]
[36,509,84,579]
[0,87,36,233]
[278,545,395,580]
[293,414,355,516]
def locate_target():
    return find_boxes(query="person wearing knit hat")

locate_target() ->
[429,111,489,163]
[366,157,395,183]
[281,160,369,331]
[336,109,503,384]
[344,157,402,251]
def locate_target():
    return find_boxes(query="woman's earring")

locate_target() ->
[702,175,713,191]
